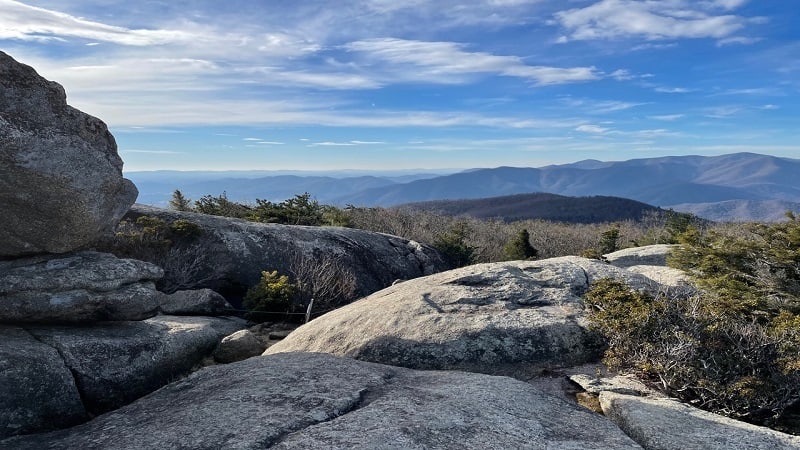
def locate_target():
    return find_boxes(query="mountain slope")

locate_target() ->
[397,193,662,223]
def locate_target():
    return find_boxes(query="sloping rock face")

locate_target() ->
[604,244,675,268]
[157,288,232,315]
[600,391,800,450]
[0,326,86,438]
[26,315,245,414]
[266,256,663,378]
[124,204,448,298]
[605,244,691,287]
[2,352,641,449]
[0,251,163,322]
[0,51,138,257]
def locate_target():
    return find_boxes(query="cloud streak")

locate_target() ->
[554,0,760,43]
[345,38,599,85]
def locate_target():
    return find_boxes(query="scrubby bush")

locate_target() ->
[288,251,358,315]
[585,214,800,432]
[243,270,296,322]
[92,215,211,293]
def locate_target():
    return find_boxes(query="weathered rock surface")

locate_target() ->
[213,329,267,363]
[0,251,163,323]
[2,352,641,449]
[605,245,691,287]
[266,256,663,378]
[0,326,86,439]
[157,288,232,315]
[604,244,675,268]
[600,391,800,450]
[0,51,138,257]
[123,204,449,298]
[26,315,246,414]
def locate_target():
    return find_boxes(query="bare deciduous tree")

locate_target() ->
[288,250,358,317]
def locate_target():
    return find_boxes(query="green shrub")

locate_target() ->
[585,276,800,430]
[433,221,476,268]
[169,219,202,239]
[243,270,297,322]
[503,228,538,261]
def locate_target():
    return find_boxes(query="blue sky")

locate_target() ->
[1,0,798,171]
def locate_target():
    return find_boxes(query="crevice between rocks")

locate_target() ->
[21,327,94,421]
[268,370,398,447]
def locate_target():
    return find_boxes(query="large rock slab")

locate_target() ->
[26,315,245,414]
[157,288,233,315]
[604,244,675,268]
[605,245,692,287]
[266,256,663,378]
[600,391,800,450]
[0,251,163,323]
[0,51,137,257]
[123,204,448,298]
[0,326,85,439]
[2,352,641,449]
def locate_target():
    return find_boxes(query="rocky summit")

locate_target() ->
[0,51,138,257]
[265,256,661,378]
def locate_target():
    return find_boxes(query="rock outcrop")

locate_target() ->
[604,244,675,268]
[0,326,86,438]
[600,391,800,450]
[123,204,448,298]
[0,51,138,257]
[157,288,233,315]
[266,256,662,378]
[26,315,245,414]
[605,244,691,287]
[1,352,641,449]
[0,251,163,323]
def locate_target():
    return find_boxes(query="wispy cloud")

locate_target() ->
[554,0,760,44]
[576,124,610,134]
[649,114,685,121]
[0,0,195,45]
[345,38,599,85]
[655,87,693,93]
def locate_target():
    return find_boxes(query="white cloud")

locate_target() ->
[610,69,634,80]
[345,38,599,85]
[576,124,610,134]
[563,98,647,114]
[655,87,693,93]
[309,141,358,146]
[0,0,195,46]
[704,105,742,118]
[717,36,761,46]
[554,0,756,43]
[649,114,685,121]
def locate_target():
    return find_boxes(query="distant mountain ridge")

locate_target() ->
[338,153,800,208]
[128,152,800,222]
[396,193,662,223]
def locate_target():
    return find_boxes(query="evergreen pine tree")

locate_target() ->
[503,228,538,261]
[168,189,192,211]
